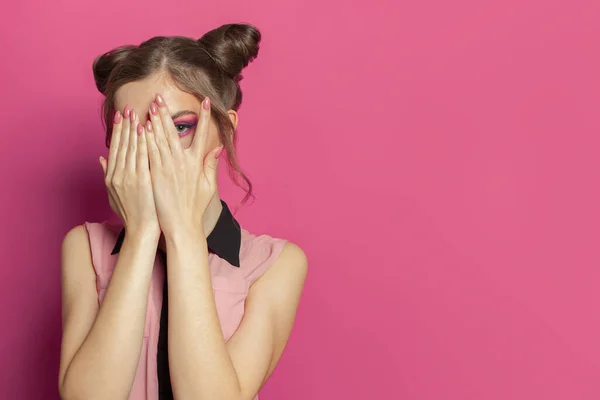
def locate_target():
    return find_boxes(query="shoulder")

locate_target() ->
[61,221,121,275]
[64,221,121,251]
[62,222,108,254]
[276,242,308,278]
[251,237,308,293]
[240,230,307,285]
[61,224,89,255]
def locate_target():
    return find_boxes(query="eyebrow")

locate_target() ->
[171,110,198,120]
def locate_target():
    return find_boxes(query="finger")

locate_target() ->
[191,96,211,155]
[148,99,171,160]
[116,108,133,172]
[99,156,107,177]
[106,109,124,178]
[204,144,223,185]
[137,122,150,172]
[155,94,182,155]
[144,119,162,169]
[126,111,139,171]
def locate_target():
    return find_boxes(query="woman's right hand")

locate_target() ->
[99,106,160,235]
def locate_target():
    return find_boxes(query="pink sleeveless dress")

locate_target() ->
[83,220,287,400]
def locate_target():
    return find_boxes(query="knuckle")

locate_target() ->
[112,176,122,188]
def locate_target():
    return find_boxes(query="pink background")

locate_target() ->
[1,0,599,399]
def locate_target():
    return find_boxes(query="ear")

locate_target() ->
[227,110,238,130]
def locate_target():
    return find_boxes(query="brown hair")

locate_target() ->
[92,23,261,204]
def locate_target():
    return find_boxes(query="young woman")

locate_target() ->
[58,23,307,400]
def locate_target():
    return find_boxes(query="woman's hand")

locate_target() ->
[99,106,160,236]
[143,94,223,237]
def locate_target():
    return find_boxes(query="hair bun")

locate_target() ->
[92,45,136,94]
[198,24,261,82]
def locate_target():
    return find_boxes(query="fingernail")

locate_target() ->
[123,105,130,118]
[215,145,223,158]
[137,124,144,135]
[131,110,136,121]
[146,120,153,132]
[156,94,165,106]
[150,102,158,115]
[99,156,104,163]
[113,111,121,124]
[203,97,210,110]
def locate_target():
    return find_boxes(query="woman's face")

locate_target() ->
[113,73,237,154]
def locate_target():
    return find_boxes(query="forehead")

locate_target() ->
[114,74,200,113]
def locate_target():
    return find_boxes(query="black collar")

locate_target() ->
[110,200,241,268]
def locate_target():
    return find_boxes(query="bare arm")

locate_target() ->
[166,229,307,400]
[58,224,159,400]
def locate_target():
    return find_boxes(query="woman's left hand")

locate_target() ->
[144,93,223,237]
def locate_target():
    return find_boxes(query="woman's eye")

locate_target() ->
[175,124,193,136]
[173,121,197,138]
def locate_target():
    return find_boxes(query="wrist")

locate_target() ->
[164,225,207,251]
[126,223,161,241]
[122,226,161,253]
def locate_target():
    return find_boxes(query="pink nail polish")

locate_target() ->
[156,94,165,106]
[137,124,144,135]
[113,111,121,124]
[215,145,223,158]
[146,121,153,132]
[203,97,210,110]
[150,103,158,115]
[123,106,130,118]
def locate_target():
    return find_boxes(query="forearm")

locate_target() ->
[166,229,242,400]
[62,228,159,400]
